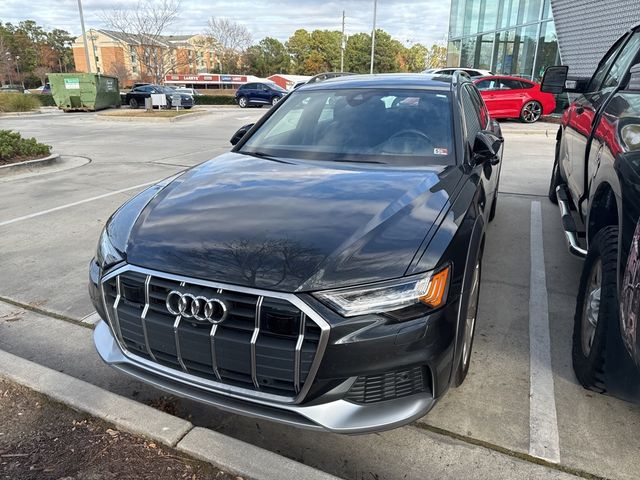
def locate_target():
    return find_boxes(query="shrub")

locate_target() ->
[0,130,51,162]
[195,95,237,105]
[0,93,41,112]
[37,94,56,107]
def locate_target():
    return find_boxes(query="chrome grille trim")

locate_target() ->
[294,312,306,394]
[111,276,125,345]
[173,281,188,372]
[209,323,221,381]
[251,296,263,390]
[140,275,156,361]
[99,264,330,405]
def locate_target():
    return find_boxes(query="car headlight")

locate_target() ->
[314,265,450,318]
[96,227,124,269]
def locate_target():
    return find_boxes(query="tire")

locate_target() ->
[271,96,280,106]
[238,96,248,108]
[548,139,563,204]
[184,106,192,110]
[572,226,619,392]
[129,98,138,109]
[520,100,542,123]
[454,255,482,387]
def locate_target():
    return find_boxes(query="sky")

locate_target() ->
[0,0,451,47]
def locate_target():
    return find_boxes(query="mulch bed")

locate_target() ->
[0,379,240,480]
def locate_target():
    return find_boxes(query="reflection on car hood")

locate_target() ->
[126,152,461,291]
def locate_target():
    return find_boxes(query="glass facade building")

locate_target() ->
[447,0,560,81]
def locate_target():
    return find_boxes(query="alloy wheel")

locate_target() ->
[522,101,542,123]
[581,259,602,356]
[239,97,247,108]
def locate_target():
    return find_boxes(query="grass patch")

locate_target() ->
[100,108,202,118]
[0,130,51,165]
[0,93,41,112]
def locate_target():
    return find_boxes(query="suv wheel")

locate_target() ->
[454,255,482,387]
[238,96,248,108]
[129,98,138,109]
[520,100,542,123]
[572,226,619,392]
[271,96,280,106]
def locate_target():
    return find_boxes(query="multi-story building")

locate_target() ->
[447,0,558,80]
[447,0,640,81]
[72,29,220,86]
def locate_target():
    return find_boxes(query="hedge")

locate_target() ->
[0,130,51,162]
[37,94,56,107]
[0,93,41,112]
[195,95,237,105]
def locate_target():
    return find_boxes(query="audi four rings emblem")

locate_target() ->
[165,291,229,324]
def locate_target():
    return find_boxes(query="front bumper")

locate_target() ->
[94,319,436,433]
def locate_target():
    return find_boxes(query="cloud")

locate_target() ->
[0,0,451,46]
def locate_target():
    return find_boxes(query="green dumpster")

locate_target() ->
[49,73,120,112]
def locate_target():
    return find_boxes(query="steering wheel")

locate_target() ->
[382,129,436,154]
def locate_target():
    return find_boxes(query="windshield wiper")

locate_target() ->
[330,159,384,164]
[242,151,292,164]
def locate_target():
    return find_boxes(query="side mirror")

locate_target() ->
[230,123,254,146]
[541,65,569,94]
[472,131,503,166]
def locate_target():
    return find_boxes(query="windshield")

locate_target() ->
[240,88,454,165]
[158,86,175,93]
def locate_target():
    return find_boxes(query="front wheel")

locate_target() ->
[129,98,138,109]
[238,96,248,108]
[271,96,280,106]
[572,226,619,392]
[454,256,482,387]
[520,100,542,123]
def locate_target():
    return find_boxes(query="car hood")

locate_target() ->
[126,152,462,291]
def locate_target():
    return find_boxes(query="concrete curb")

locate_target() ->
[96,110,209,123]
[0,349,341,480]
[0,153,60,176]
[0,110,42,117]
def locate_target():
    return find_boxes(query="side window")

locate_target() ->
[601,32,640,91]
[244,83,255,90]
[461,86,483,141]
[499,79,523,90]
[520,81,535,89]
[476,79,497,90]
[586,34,629,93]
[468,86,489,128]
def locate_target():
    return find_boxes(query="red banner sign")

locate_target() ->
[164,74,247,83]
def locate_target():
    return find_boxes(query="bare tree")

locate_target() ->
[101,0,188,84]
[107,61,131,87]
[204,17,252,74]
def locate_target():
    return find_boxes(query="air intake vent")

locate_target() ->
[345,366,428,404]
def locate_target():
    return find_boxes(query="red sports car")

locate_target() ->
[473,75,556,123]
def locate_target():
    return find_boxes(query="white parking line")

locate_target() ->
[0,180,160,228]
[80,312,101,326]
[529,201,561,463]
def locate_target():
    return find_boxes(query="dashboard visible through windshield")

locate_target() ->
[240,88,454,165]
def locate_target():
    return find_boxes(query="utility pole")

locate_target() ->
[370,0,377,74]
[77,0,92,73]
[340,10,345,73]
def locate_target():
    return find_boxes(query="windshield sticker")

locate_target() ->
[434,148,448,155]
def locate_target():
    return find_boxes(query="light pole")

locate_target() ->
[77,0,92,73]
[370,0,378,74]
[15,55,23,89]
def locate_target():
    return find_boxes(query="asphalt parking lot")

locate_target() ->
[1,109,639,480]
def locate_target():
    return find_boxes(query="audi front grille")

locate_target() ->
[100,266,328,402]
